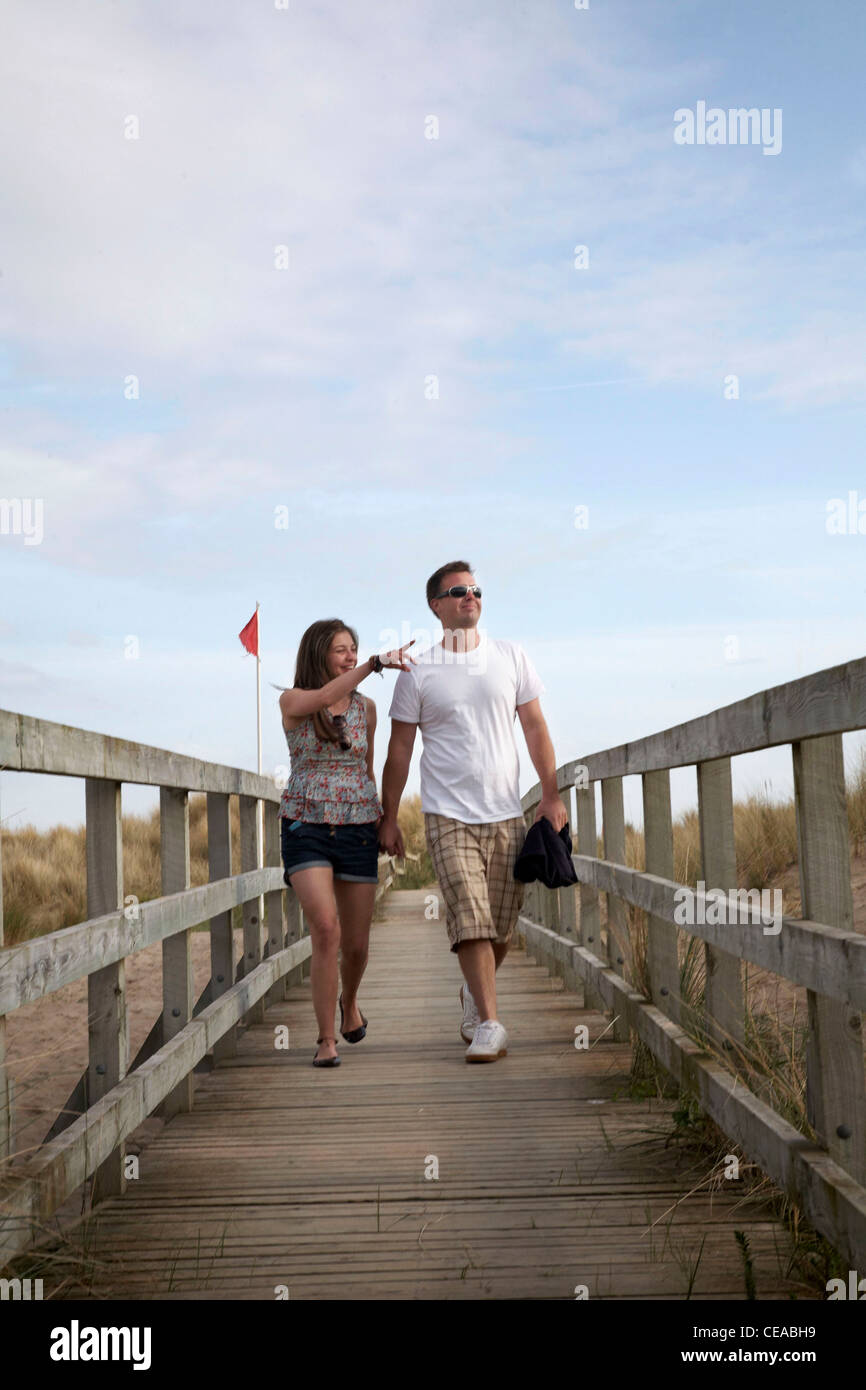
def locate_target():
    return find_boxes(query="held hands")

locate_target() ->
[378,816,405,858]
[377,640,416,672]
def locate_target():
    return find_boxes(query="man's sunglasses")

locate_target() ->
[434,585,482,600]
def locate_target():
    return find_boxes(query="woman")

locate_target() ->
[278,619,414,1066]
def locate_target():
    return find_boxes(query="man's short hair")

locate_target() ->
[426,560,473,612]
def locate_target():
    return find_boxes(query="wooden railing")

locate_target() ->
[519,653,866,1273]
[0,710,394,1265]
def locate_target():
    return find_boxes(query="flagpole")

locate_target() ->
[255,599,262,778]
[255,600,263,875]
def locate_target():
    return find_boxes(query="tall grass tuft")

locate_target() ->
[616,767,866,1295]
[1,792,437,943]
[392,795,436,888]
[847,742,866,855]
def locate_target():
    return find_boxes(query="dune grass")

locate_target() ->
[615,747,866,1296]
[0,794,436,944]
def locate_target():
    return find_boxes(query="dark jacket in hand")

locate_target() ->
[513,816,578,889]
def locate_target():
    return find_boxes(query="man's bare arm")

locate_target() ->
[379,719,418,855]
[516,698,568,830]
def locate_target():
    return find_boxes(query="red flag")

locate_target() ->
[239,610,258,656]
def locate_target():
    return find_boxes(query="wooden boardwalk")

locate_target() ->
[53,889,807,1301]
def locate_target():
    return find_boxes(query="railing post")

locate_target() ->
[558,785,579,945]
[793,735,866,1184]
[285,888,304,986]
[641,769,679,1024]
[555,785,581,993]
[0,821,13,1162]
[159,786,193,1118]
[521,803,539,925]
[85,778,127,1203]
[239,794,265,1025]
[530,793,560,933]
[299,903,311,979]
[541,879,560,934]
[576,781,603,1010]
[207,792,237,1061]
[696,757,744,1060]
[264,805,288,1005]
[601,776,630,1042]
[273,811,304,985]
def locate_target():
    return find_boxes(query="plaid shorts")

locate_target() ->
[424,813,526,953]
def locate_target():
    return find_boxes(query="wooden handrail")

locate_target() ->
[517,651,866,1272]
[0,711,402,1262]
[0,869,283,1012]
[0,709,279,800]
[522,652,866,801]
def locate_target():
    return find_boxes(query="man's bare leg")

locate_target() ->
[457,939,508,1022]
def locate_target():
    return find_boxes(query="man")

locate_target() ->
[379,561,568,1062]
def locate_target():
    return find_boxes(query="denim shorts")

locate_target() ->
[281,818,380,884]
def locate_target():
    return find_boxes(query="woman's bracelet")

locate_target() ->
[368,654,384,676]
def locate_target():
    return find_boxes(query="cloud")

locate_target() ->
[1,0,862,461]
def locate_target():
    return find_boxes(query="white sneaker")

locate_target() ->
[460,984,480,1043]
[465,1019,507,1063]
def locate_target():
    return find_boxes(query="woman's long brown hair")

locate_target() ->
[293,618,360,745]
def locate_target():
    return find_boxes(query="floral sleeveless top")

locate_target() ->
[280,689,382,824]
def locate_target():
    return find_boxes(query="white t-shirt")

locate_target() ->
[387,630,545,823]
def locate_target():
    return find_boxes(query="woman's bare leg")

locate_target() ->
[333,880,377,1033]
[287,865,341,1061]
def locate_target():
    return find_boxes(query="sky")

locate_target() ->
[1,0,865,835]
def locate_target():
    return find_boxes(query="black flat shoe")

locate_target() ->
[339,993,368,1043]
[313,1036,340,1067]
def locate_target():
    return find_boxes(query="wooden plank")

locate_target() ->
[552,784,580,992]
[600,776,629,1042]
[160,787,193,1119]
[522,652,866,799]
[541,883,560,936]
[641,770,679,1024]
[575,785,602,1010]
[239,795,265,1026]
[0,933,314,1265]
[285,865,308,984]
[26,899,827,1301]
[793,735,866,1185]
[521,803,541,930]
[40,1072,88,1147]
[696,757,743,1059]
[85,779,127,1204]
[207,793,236,1063]
[530,794,562,939]
[563,855,866,1009]
[518,912,866,1274]
[0,708,280,801]
[263,806,287,1006]
[285,881,301,946]
[0,816,11,1161]
[0,867,283,1013]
